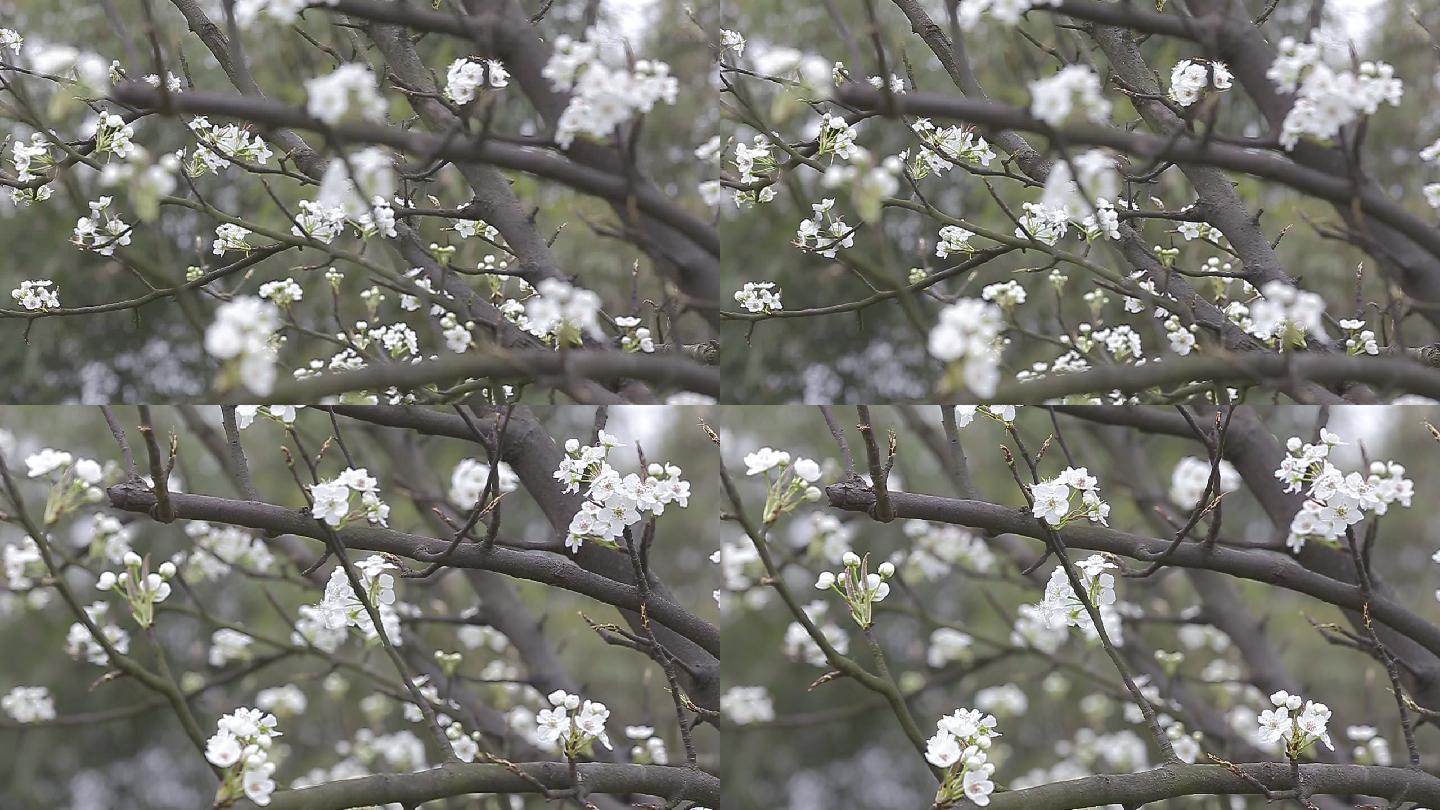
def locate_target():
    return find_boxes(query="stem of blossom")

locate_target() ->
[717,460,933,766]
[856,406,896,522]
[0,452,211,757]
[1004,424,1178,761]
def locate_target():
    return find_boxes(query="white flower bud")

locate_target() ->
[96,571,116,591]
[158,561,176,579]
[123,551,142,567]
[842,551,860,566]
[815,571,835,589]
[877,561,896,578]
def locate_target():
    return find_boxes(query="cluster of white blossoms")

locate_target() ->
[556,431,691,552]
[536,690,612,757]
[816,113,859,160]
[1014,201,1071,245]
[71,196,132,257]
[258,278,303,308]
[1257,691,1333,758]
[10,132,51,188]
[821,147,900,222]
[731,136,778,207]
[928,299,1004,398]
[204,296,281,395]
[935,224,975,259]
[0,28,22,53]
[450,458,519,509]
[316,147,396,223]
[1169,456,1241,508]
[1347,724,1393,766]
[212,223,253,256]
[26,448,106,525]
[95,552,176,628]
[522,278,605,346]
[721,685,775,725]
[1,685,55,723]
[1339,318,1380,356]
[794,197,855,259]
[1031,467,1111,528]
[90,112,135,160]
[734,281,782,314]
[255,684,308,718]
[1168,59,1233,107]
[814,551,895,628]
[184,116,274,175]
[908,118,995,178]
[11,279,59,311]
[542,26,678,148]
[311,467,391,528]
[614,316,656,353]
[1267,32,1402,150]
[305,62,386,125]
[1029,65,1111,127]
[743,447,823,524]
[290,199,348,244]
[292,555,402,653]
[1248,281,1327,348]
[1274,429,1413,552]
[444,57,510,104]
[205,707,282,806]
[1034,554,1124,645]
[925,708,1001,807]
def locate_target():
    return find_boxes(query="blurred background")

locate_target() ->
[719,405,1440,809]
[0,405,718,808]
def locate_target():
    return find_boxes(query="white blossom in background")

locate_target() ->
[721,686,774,725]
[209,628,255,667]
[1248,281,1327,348]
[734,281,782,314]
[794,197,855,258]
[0,28,23,53]
[205,297,281,395]
[65,601,130,666]
[1169,59,1233,107]
[783,600,848,666]
[185,117,273,174]
[1274,429,1413,552]
[927,627,974,668]
[523,278,604,346]
[90,112,135,160]
[926,708,1002,806]
[1,686,55,723]
[955,0,1060,29]
[444,57,509,104]
[305,62,386,125]
[542,26,678,148]
[1256,690,1333,758]
[719,29,745,58]
[928,299,1004,398]
[1347,725,1393,766]
[1169,456,1241,508]
[205,707,282,806]
[1041,150,1119,219]
[316,147,395,220]
[290,199,348,244]
[255,684,308,717]
[1267,31,1403,150]
[1014,201,1070,245]
[449,458,519,507]
[1029,65,1111,127]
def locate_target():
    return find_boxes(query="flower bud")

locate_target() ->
[96,571,116,591]
[158,561,176,579]
[123,551,142,567]
[815,571,835,589]
[877,561,895,578]
[842,551,860,567]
